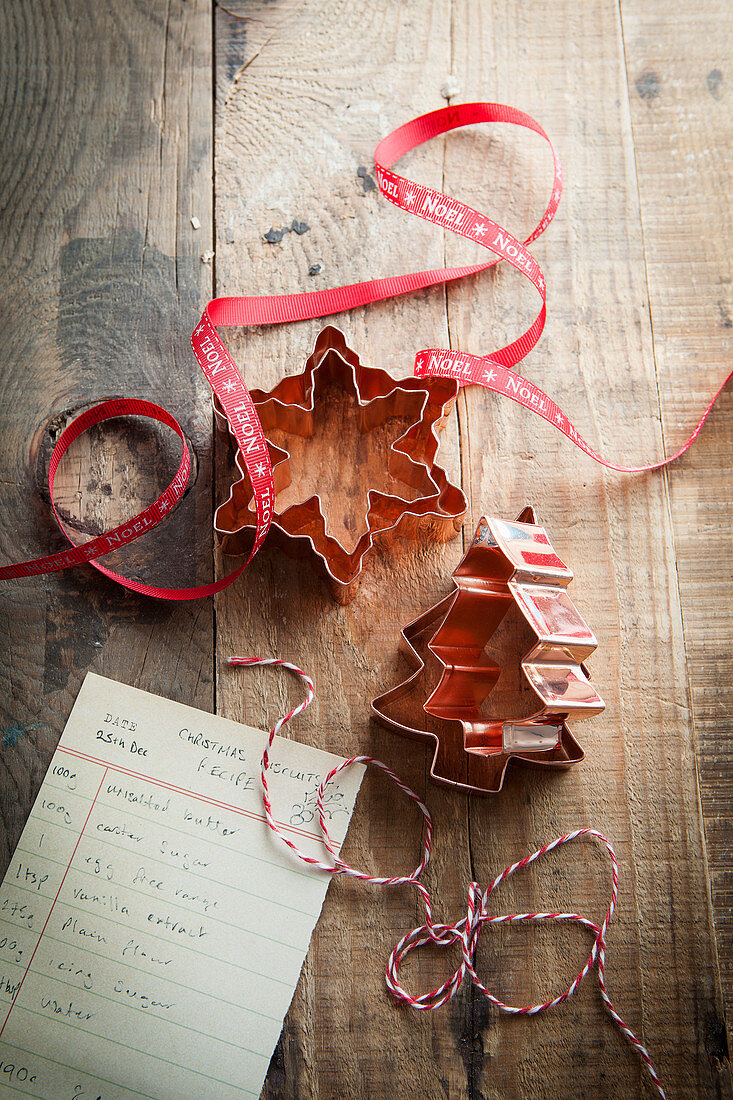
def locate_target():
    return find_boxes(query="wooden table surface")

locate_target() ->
[1,1,731,1097]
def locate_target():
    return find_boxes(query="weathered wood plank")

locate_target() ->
[213,3,479,1097]
[446,1,730,1095]
[214,1,730,1097]
[0,0,214,872]
[619,0,733,1050]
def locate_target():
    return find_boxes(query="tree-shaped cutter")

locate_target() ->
[371,507,605,793]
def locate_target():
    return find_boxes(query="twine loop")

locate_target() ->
[229,655,666,1099]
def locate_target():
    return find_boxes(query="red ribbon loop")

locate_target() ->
[3,102,729,595]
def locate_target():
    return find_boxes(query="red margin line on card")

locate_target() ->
[56,745,342,847]
[0,767,109,1038]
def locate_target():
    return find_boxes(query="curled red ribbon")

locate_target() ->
[2,102,729,597]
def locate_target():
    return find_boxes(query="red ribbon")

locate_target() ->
[2,102,729,597]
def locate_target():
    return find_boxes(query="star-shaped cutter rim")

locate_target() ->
[371,507,605,794]
[213,325,467,603]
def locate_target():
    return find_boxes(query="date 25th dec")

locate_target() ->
[96,730,148,756]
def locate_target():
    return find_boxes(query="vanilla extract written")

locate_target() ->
[71,887,128,914]
[146,911,208,938]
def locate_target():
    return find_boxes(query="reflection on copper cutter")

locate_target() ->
[213,326,467,604]
[371,507,605,794]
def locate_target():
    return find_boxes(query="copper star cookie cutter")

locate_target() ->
[214,326,466,603]
[371,507,605,794]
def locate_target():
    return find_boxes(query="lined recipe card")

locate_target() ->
[0,673,364,1099]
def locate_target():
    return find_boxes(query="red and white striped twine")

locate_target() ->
[229,656,666,1098]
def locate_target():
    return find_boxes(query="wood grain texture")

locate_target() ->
[213,2,470,1096]
[214,1,730,1098]
[0,0,214,877]
[0,1,729,1098]
[445,3,729,1094]
[619,0,733,1050]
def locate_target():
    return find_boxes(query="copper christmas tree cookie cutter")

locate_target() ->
[371,507,605,794]
[214,326,466,603]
